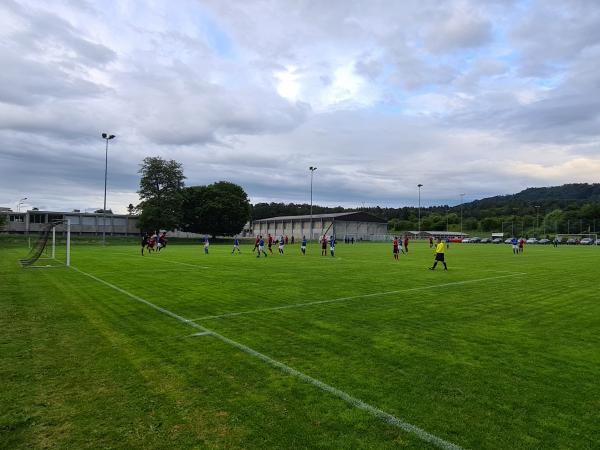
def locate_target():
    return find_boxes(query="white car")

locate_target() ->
[580,238,594,245]
[596,239,600,245]
[526,238,538,244]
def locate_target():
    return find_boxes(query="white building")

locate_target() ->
[251,212,388,240]
[1,209,139,236]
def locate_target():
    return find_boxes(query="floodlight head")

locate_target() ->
[418,184,423,188]
[102,132,107,139]
[108,134,116,139]
[309,166,317,171]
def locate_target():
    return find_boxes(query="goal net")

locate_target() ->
[20,219,71,268]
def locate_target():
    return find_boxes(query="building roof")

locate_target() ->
[5,210,137,218]
[253,211,387,223]
[408,230,468,236]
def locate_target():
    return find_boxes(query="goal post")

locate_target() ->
[20,219,71,268]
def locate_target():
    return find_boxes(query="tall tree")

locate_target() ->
[182,181,250,237]
[181,186,207,234]
[137,157,185,232]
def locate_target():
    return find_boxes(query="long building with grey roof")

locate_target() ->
[251,211,388,240]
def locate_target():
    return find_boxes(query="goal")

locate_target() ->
[20,219,71,268]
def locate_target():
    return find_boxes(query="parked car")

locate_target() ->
[504,238,513,244]
[538,239,550,245]
[480,238,492,243]
[580,238,594,245]
[566,238,578,245]
[461,238,471,243]
[596,239,600,245]
[492,238,503,244]
[526,238,538,244]
[470,237,482,243]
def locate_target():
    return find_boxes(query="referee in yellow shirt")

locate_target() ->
[429,238,448,271]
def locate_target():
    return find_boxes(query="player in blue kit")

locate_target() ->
[301,235,307,255]
[329,235,335,257]
[231,237,241,254]
[256,236,267,258]
[278,235,285,255]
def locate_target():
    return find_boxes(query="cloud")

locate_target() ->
[1,0,599,213]
[424,6,493,53]
[510,0,600,77]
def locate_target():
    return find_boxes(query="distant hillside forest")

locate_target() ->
[251,183,600,237]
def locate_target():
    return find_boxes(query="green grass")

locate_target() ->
[1,240,599,449]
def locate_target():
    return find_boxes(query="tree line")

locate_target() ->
[135,160,600,238]
[252,184,600,236]
[137,157,251,237]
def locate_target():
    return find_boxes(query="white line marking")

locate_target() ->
[190,273,527,321]
[113,252,209,269]
[190,331,212,337]
[70,266,463,450]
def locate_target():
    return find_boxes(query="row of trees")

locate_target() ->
[137,157,251,237]
[135,165,599,237]
[252,199,600,236]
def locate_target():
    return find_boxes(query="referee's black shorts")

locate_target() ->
[435,253,445,261]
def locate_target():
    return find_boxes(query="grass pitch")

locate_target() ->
[1,240,599,449]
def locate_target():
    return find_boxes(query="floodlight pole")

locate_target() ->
[459,193,465,234]
[534,205,540,237]
[101,133,116,246]
[417,184,423,237]
[17,197,27,212]
[309,166,317,241]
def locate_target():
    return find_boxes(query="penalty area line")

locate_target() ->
[70,265,463,450]
[113,252,209,269]
[190,272,527,321]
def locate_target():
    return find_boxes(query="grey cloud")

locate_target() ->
[453,59,509,91]
[510,0,600,76]
[424,11,492,53]
[2,0,600,213]
[446,43,600,144]
[354,55,384,80]
[3,0,116,68]
[115,69,311,146]
[0,50,107,105]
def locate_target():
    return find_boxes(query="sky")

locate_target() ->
[1,0,599,213]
